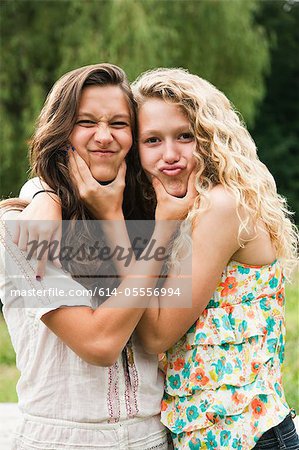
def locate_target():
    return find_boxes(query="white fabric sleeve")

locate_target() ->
[19,177,45,201]
[0,217,93,320]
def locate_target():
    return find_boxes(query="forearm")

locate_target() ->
[91,223,176,356]
[43,223,177,365]
[100,217,135,278]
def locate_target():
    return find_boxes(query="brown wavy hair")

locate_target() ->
[30,63,141,220]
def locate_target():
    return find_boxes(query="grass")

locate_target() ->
[282,276,299,410]
[0,277,298,406]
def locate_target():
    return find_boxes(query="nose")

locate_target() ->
[162,140,180,164]
[94,124,113,147]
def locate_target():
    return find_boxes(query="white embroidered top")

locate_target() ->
[0,215,164,424]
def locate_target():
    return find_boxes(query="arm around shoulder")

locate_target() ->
[136,186,241,354]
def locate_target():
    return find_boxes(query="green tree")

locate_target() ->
[251,0,299,222]
[1,0,269,199]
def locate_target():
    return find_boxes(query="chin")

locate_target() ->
[167,188,187,198]
[92,169,117,183]
[162,179,188,198]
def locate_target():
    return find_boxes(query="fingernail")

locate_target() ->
[71,146,76,152]
[36,275,41,282]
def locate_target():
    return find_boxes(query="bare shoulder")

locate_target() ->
[194,185,238,227]
[192,185,240,250]
[206,185,237,212]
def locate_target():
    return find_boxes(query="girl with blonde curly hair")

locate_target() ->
[16,67,298,449]
[130,68,299,449]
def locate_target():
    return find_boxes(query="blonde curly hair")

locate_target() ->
[132,68,298,279]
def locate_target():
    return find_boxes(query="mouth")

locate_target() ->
[89,150,117,157]
[160,165,185,176]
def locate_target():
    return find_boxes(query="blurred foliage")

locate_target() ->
[251,0,299,223]
[0,0,297,222]
[1,0,270,194]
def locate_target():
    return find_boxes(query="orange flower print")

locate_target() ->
[247,309,255,319]
[161,400,168,411]
[195,354,204,365]
[232,392,245,405]
[220,277,238,297]
[251,398,266,418]
[190,368,209,386]
[173,358,185,371]
[276,287,285,307]
[251,361,261,374]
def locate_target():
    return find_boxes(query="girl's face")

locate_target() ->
[69,85,132,183]
[138,98,196,197]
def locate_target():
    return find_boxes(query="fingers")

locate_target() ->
[68,149,85,187]
[18,223,29,251]
[11,221,20,246]
[112,161,127,185]
[151,176,167,201]
[21,221,62,279]
[69,149,99,199]
[51,224,62,268]
[186,170,198,199]
[35,232,50,280]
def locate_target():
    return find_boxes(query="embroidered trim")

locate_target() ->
[124,339,139,418]
[0,221,52,306]
[107,362,120,423]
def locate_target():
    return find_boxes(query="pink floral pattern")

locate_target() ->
[161,260,290,449]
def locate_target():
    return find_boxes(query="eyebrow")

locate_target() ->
[77,112,131,120]
[139,126,191,138]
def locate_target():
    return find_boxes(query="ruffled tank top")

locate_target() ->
[161,259,290,449]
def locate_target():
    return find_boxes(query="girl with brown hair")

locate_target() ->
[0,64,196,449]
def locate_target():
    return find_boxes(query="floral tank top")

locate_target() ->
[161,260,290,449]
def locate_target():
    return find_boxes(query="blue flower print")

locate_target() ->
[238,320,248,334]
[220,430,232,446]
[235,357,242,370]
[174,418,186,433]
[235,343,243,353]
[186,405,199,422]
[228,314,236,327]
[182,362,191,379]
[232,437,242,449]
[225,362,233,374]
[205,430,217,449]
[189,437,202,449]
[260,298,271,311]
[267,338,278,353]
[269,277,279,289]
[212,358,225,380]
[212,404,227,417]
[242,292,255,302]
[199,399,210,412]
[194,332,207,344]
[278,342,285,363]
[278,332,285,363]
[168,374,181,390]
[207,298,220,308]
[266,316,275,333]
[237,265,250,275]
[212,317,221,330]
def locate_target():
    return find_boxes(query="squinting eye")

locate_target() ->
[111,121,130,128]
[144,137,160,144]
[76,120,95,127]
[179,133,194,141]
